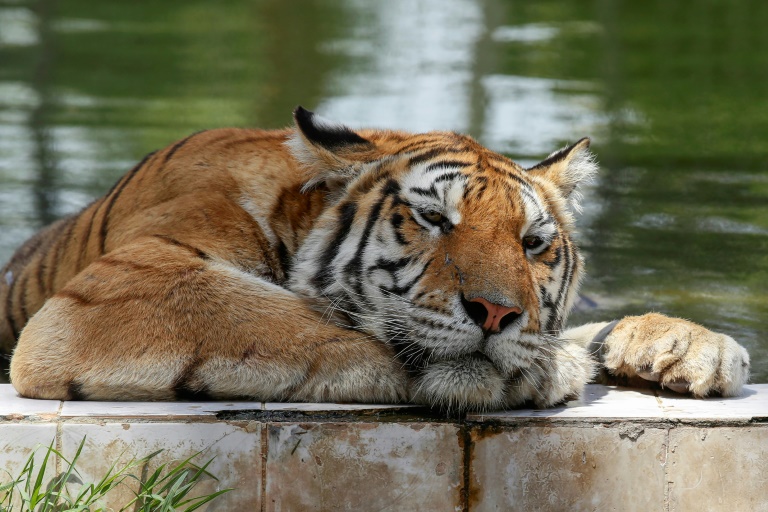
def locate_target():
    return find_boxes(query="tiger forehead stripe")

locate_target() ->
[502,169,540,203]
[406,147,468,167]
[519,181,555,238]
[402,159,468,227]
[424,160,473,173]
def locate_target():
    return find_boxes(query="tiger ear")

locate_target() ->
[526,137,597,213]
[287,106,375,192]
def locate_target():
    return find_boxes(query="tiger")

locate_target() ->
[0,107,750,411]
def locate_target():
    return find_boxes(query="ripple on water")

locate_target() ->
[695,217,768,236]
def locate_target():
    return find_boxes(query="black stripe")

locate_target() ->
[394,140,433,154]
[462,183,475,201]
[504,181,542,216]
[407,313,457,331]
[4,226,47,275]
[352,162,392,195]
[173,356,214,401]
[381,179,401,197]
[49,219,77,291]
[151,234,209,260]
[390,213,408,245]
[382,258,431,296]
[99,150,154,202]
[542,246,562,269]
[504,172,537,200]
[34,244,48,296]
[68,381,85,400]
[486,152,514,165]
[78,204,99,271]
[344,181,400,297]
[163,131,206,164]
[55,290,90,305]
[406,148,465,167]
[412,289,429,303]
[8,226,53,308]
[98,257,154,272]
[4,280,20,340]
[433,171,463,183]
[99,151,157,254]
[425,161,471,173]
[368,256,413,274]
[500,169,542,209]
[16,272,29,328]
[532,214,555,228]
[502,167,533,189]
[565,254,579,312]
[547,236,573,333]
[539,284,556,323]
[329,294,364,320]
[35,254,47,297]
[277,240,292,275]
[312,201,358,292]
[387,335,427,376]
[409,185,439,199]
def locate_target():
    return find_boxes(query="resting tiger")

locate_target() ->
[0,107,750,411]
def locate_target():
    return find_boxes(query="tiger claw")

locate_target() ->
[663,381,690,394]
[637,368,660,382]
[637,367,690,394]
[601,313,750,398]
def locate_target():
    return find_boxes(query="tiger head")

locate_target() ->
[288,107,597,411]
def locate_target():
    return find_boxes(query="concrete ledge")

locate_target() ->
[1,384,766,511]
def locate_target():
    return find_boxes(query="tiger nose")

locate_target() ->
[461,296,523,334]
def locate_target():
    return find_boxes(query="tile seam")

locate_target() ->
[664,427,671,512]
[461,423,471,512]
[55,400,64,475]
[261,402,266,511]
[261,421,268,512]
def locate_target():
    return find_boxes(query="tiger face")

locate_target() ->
[288,108,597,411]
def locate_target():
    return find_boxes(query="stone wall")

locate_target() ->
[1,384,766,511]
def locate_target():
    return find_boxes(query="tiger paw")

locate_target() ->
[600,313,750,397]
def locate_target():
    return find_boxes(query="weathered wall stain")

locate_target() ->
[265,422,463,511]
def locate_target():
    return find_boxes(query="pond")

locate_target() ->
[1,0,766,382]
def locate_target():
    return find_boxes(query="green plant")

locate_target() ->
[0,437,232,512]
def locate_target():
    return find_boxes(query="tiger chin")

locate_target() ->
[1,106,750,413]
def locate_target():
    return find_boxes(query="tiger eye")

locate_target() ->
[523,236,544,250]
[422,211,446,225]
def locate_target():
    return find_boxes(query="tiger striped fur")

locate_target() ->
[0,107,750,411]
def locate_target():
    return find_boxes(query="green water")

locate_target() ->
[1,0,766,381]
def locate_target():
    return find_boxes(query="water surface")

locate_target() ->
[1,0,766,380]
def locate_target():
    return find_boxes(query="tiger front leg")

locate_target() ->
[566,313,750,397]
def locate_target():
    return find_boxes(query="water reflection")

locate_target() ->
[0,0,766,381]
[318,0,484,133]
[318,0,616,160]
[480,74,608,157]
[0,7,38,46]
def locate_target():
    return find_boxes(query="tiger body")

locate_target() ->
[1,108,750,411]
